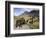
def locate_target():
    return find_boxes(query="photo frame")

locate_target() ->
[5,1,45,37]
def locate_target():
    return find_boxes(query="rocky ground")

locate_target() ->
[15,24,31,30]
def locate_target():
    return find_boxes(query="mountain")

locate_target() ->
[20,10,39,17]
[30,10,39,16]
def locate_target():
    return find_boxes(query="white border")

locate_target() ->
[10,4,43,34]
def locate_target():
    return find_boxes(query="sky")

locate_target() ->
[14,8,33,16]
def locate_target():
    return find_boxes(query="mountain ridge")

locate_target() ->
[19,10,39,17]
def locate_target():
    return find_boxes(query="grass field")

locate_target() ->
[14,15,39,29]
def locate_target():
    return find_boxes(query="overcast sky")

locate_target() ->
[14,8,33,16]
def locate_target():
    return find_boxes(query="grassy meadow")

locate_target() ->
[14,15,39,29]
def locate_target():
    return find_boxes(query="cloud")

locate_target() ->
[15,10,24,16]
[23,8,33,12]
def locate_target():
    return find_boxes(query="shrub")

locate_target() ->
[16,17,25,28]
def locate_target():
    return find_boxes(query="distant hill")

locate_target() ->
[30,10,39,16]
[20,10,39,17]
